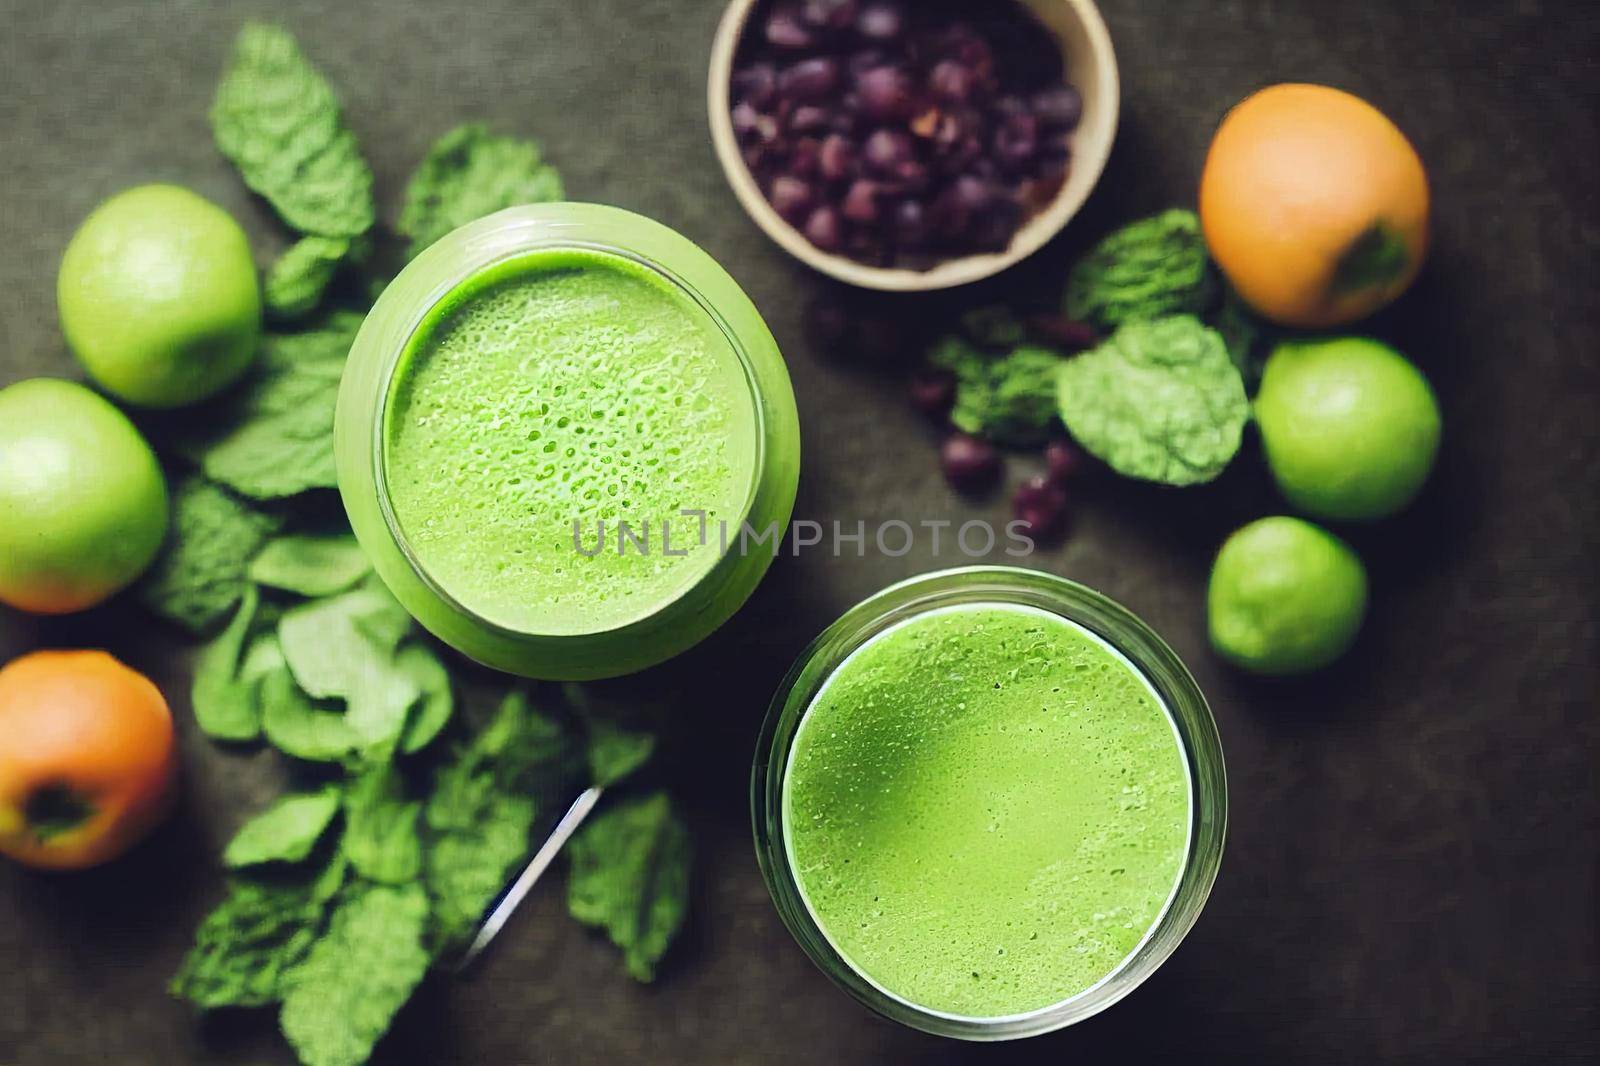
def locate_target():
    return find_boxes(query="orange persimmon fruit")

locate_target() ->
[0,650,176,870]
[1199,83,1430,329]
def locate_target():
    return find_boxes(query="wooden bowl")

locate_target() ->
[708,0,1120,292]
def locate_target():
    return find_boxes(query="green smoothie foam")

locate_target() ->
[783,603,1191,1018]
[383,248,759,636]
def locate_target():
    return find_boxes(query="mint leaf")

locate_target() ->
[1056,315,1249,486]
[396,643,452,755]
[398,123,564,259]
[264,236,350,322]
[567,792,691,982]
[212,24,374,239]
[224,787,342,868]
[931,338,1065,447]
[278,583,419,752]
[279,883,431,1066]
[260,666,359,763]
[182,314,362,501]
[249,533,371,597]
[170,863,340,1009]
[192,584,264,740]
[1065,209,1216,331]
[585,718,656,788]
[342,765,422,885]
[140,477,281,633]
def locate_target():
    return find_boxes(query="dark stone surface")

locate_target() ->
[0,1,1595,1063]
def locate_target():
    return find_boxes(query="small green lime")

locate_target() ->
[0,379,170,614]
[58,184,261,408]
[1208,516,1368,675]
[1254,336,1441,521]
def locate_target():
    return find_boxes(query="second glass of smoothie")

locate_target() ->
[754,567,1226,1039]
[337,204,800,679]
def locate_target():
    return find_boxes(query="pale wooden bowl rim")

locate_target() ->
[707,0,1121,292]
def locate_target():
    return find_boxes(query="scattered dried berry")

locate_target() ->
[940,433,1003,495]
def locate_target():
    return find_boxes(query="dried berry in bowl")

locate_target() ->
[728,0,1082,272]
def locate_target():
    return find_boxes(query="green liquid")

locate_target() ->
[383,248,759,636]
[783,604,1191,1018]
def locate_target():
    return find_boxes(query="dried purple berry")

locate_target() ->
[1025,314,1097,352]
[803,206,845,252]
[818,134,858,182]
[1044,440,1086,483]
[1013,475,1070,541]
[802,0,858,30]
[1033,86,1083,130]
[855,65,915,122]
[769,175,815,223]
[842,179,881,223]
[780,57,842,102]
[941,433,1002,495]
[909,368,956,418]
[862,128,914,174]
[766,4,815,49]
[733,62,779,108]
[857,1,905,41]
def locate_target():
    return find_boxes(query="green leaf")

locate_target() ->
[564,684,655,788]
[1213,288,1273,392]
[421,691,572,949]
[1056,315,1249,486]
[170,865,337,1010]
[931,338,1065,447]
[249,533,372,597]
[140,477,281,633]
[264,236,350,322]
[396,643,453,755]
[192,585,264,740]
[279,883,431,1066]
[211,24,375,238]
[959,305,1028,350]
[1065,209,1216,332]
[398,123,564,260]
[180,314,362,501]
[567,792,691,982]
[278,584,419,753]
[260,665,359,763]
[224,787,342,868]
[341,765,422,885]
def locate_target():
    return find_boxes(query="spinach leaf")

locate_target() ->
[342,764,422,885]
[260,665,359,763]
[192,584,264,740]
[396,643,453,755]
[249,533,371,597]
[224,786,342,868]
[931,337,1065,447]
[211,24,374,239]
[567,792,691,982]
[1056,315,1249,486]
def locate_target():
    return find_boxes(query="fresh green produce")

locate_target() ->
[224,787,343,868]
[170,860,342,1009]
[58,184,261,408]
[139,476,280,633]
[191,586,267,740]
[1208,516,1369,675]
[1064,209,1216,331]
[249,533,372,597]
[259,665,360,763]
[1056,315,1249,485]
[265,236,352,321]
[568,791,692,982]
[212,23,375,240]
[278,883,431,1066]
[399,123,565,260]
[930,336,1065,447]
[0,379,169,614]
[178,313,362,500]
[1254,336,1441,521]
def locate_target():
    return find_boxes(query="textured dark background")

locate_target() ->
[0,1,1596,1063]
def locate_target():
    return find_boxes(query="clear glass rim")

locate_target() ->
[751,565,1228,1041]
[371,233,768,642]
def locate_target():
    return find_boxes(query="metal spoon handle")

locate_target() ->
[455,785,605,974]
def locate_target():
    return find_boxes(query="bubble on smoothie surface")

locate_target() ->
[784,605,1190,1017]
[384,250,759,635]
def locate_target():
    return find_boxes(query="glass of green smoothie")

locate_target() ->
[753,567,1226,1039]
[337,204,801,679]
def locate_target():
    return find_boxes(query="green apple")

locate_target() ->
[1208,516,1368,675]
[0,379,169,613]
[58,184,260,408]
[1255,336,1441,521]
